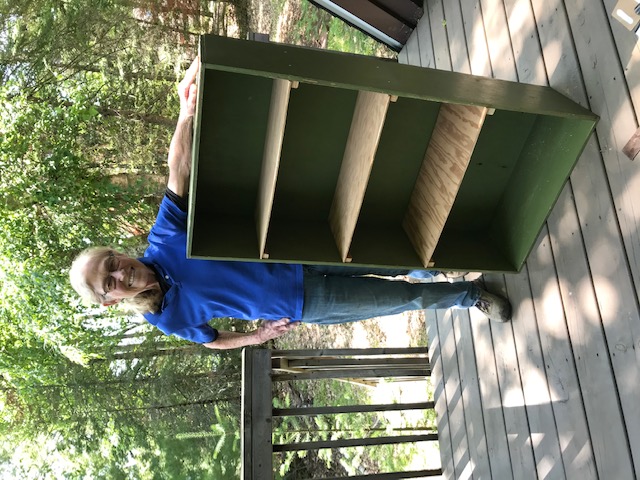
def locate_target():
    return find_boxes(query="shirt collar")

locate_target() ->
[138,257,171,295]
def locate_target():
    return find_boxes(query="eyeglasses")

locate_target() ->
[100,251,118,300]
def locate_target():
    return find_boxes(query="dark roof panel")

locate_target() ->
[308,0,424,51]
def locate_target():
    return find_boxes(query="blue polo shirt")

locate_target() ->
[140,196,304,343]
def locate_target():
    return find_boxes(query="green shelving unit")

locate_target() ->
[187,34,598,272]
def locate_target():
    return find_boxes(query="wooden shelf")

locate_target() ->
[329,91,391,262]
[403,104,488,267]
[256,78,294,259]
[188,35,598,272]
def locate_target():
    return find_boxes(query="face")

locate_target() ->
[82,250,159,306]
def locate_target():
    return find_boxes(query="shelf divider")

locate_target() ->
[329,90,391,262]
[403,104,488,268]
[256,79,293,259]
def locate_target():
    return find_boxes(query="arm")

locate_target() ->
[202,318,300,350]
[167,57,199,198]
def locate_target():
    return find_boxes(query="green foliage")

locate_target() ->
[279,0,395,58]
[0,0,404,477]
[0,0,251,477]
[326,18,384,56]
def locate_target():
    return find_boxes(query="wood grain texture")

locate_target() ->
[403,103,487,268]
[256,79,292,258]
[532,237,598,480]
[329,90,390,262]
[565,0,640,299]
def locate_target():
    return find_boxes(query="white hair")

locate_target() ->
[69,247,162,314]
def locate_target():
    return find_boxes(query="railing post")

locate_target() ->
[241,347,441,479]
[241,349,273,480]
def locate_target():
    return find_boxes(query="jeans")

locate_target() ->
[300,265,481,325]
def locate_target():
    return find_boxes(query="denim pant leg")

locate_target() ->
[301,270,480,325]
[303,265,440,280]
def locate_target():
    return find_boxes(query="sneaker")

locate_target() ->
[474,288,512,322]
[443,271,468,280]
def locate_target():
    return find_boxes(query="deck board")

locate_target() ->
[426,309,456,478]
[438,308,472,478]
[403,0,640,478]
[603,0,640,115]
[468,308,512,480]
[451,308,492,479]
[503,265,565,480]
[526,227,597,479]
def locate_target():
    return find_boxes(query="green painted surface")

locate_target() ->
[201,34,597,119]
[431,230,515,272]
[190,70,271,258]
[190,217,259,260]
[194,70,272,217]
[445,110,537,231]
[189,35,599,271]
[489,116,597,269]
[271,83,356,222]
[359,97,440,225]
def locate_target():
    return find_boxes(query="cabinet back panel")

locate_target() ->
[195,71,272,218]
[359,97,441,225]
[444,110,537,231]
[271,84,357,222]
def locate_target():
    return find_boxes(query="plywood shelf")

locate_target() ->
[256,78,294,260]
[329,90,391,262]
[188,35,598,272]
[403,104,488,267]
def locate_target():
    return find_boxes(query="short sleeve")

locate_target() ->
[148,195,188,246]
[165,188,188,212]
[171,324,219,344]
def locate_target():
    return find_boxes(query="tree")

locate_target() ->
[0,0,252,476]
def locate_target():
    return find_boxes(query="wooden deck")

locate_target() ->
[400,1,640,479]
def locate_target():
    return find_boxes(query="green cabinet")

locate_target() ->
[188,34,597,272]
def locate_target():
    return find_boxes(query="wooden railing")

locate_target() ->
[241,347,442,479]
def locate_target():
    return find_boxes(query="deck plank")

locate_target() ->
[415,2,435,69]
[503,267,566,479]
[478,0,515,79]
[451,309,492,479]
[427,0,452,71]
[445,2,539,476]
[426,310,455,478]
[602,0,640,116]
[459,0,492,78]
[533,0,640,475]
[437,309,472,479]
[502,0,546,85]
[547,185,635,479]
[483,275,537,480]
[563,0,640,299]
[404,27,421,67]
[526,226,598,479]
[404,0,640,477]
[476,2,569,476]
[441,0,471,74]
[468,309,513,480]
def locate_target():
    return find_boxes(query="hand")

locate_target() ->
[255,318,300,343]
[178,57,199,119]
